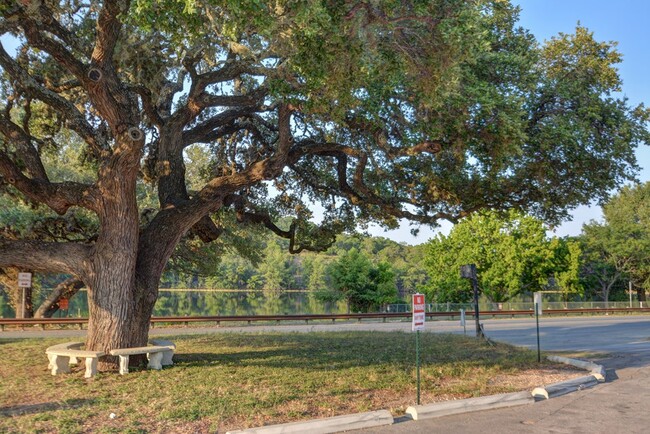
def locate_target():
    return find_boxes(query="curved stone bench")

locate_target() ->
[149,339,176,366]
[46,343,104,378]
[46,342,83,367]
[109,345,169,375]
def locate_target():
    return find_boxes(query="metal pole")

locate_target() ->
[416,330,421,405]
[629,281,633,308]
[21,287,26,319]
[535,302,541,363]
[473,278,481,337]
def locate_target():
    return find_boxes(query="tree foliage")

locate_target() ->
[580,182,650,301]
[327,248,397,312]
[0,1,646,356]
[423,210,581,302]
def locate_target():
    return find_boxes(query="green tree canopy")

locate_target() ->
[423,210,581,302]
[0,1,646,360]
[580,182,650,301]
[327,248,397,312]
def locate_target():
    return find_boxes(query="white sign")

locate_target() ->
[18,272,32,288]
[412,293,426,331]
[534,292,542,315]
[460,309,466,327]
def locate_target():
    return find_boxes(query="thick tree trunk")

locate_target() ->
[83,148,144,369]
[84,256,162,371]
[84,202,179,370]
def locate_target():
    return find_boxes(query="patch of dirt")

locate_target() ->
[487,364,587,389]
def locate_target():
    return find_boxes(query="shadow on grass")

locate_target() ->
[0,338,25,345]
[0,398,97,417]
[171,331,529,371]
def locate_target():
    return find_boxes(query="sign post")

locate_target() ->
[412,293,425,405]
[17,272,32,319]
[59,298,69,316]
[534,292,542,362]
[460,264,482,338]
[629,281,633,308]
[460,309,466,335]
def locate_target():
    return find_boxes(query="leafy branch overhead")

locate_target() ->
[0,0,647,356]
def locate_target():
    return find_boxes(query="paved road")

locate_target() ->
[5,315,650,356]
[5,315,650,433]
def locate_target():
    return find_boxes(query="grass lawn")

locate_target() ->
[0,331,584,433]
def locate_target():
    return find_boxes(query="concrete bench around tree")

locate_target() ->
[109,345,169,375]
[149,339,176,366]
[46,342,104,378]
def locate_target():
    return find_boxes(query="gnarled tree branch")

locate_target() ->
[0,150,98,214]
[0,238,92,276]
[0,43,107,155]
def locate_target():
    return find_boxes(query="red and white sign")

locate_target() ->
[412,293,426,331]
[17,272,32,288]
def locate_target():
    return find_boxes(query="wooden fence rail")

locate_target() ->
[3,307,650,331]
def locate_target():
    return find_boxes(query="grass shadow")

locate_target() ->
[0,398,97,417]
[170,331,537,372]
[0,338,25,345]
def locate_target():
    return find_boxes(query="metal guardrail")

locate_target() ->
[3,307,650,331]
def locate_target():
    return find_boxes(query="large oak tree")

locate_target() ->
[0,0,647,368]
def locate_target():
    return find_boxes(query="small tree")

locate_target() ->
[327,248,397,312]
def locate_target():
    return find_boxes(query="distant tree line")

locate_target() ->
[161,232,429,313]
[0,232,429,316]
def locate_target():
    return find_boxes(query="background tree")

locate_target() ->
[579,232,626,306]
[423,210,581,303]
[0,1,647,366]
[580,182,650,302]
[550,238,583,302]
[327,248,397,312]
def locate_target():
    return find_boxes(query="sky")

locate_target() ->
[370,0,650,245]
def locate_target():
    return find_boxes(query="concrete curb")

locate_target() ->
[531,355,607,400]
[547,355,606,381]
[405,390,534,420]
[532,374,601,400]
[224,409,393,434]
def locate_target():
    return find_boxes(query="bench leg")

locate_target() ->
[118,355,130,375]
[147,352,163,370]
[161,349,174,366]
[50,355,71,375]
[84,357,99,378]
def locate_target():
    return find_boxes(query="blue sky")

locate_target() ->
[373,0,650,244]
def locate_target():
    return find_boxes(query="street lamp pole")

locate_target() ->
[460,264,482,338]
